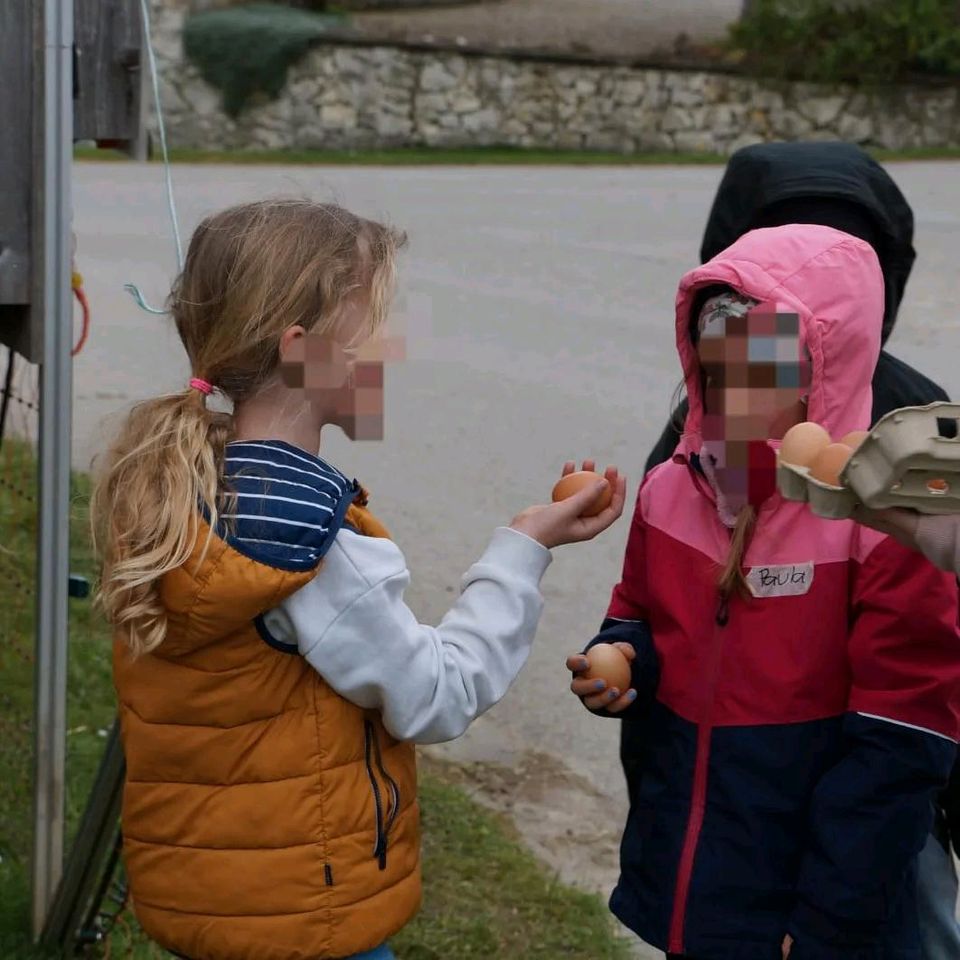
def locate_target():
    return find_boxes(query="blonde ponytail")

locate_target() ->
[91,390,232,656]
[717,504,756,601]
[91,199,406,657]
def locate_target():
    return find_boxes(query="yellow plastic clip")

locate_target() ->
[71,270,83,290]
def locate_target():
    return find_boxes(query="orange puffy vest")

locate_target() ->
[113,495,421,960]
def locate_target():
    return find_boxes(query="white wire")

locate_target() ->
[140,0,183,270]
[140,0,182,268]
[124,0,182,321]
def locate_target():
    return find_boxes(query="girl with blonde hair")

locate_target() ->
[93,198,626,960]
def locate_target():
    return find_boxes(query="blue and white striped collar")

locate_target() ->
[214,440,359,571]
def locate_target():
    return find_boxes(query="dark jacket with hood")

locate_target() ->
[643,141,950,476]
[626,141,958,860]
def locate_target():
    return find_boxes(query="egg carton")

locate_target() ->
[841,402,960,514]
[778,402,960,519]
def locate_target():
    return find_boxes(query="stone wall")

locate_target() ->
[149,5,960,154]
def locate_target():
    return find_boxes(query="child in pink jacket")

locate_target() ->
[569,224,960,960]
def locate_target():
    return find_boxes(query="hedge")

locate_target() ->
[731,0,960,84]
[183,3,346,116]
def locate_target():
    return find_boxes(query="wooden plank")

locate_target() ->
[74,0,141,142]
[0,0,35,308]
[2,0,144,360]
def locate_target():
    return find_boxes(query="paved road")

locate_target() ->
[352,0,744,58]
[72,160,960,954]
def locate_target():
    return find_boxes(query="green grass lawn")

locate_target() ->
[74,143,960,167]
[0,441,631,959]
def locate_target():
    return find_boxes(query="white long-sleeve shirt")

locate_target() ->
[260,525,552,744]
[855,506,960,576]
[916,514,960,576]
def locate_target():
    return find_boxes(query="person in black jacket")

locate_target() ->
[628,140,960,960]
[643,142,950,474]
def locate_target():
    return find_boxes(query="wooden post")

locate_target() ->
[0,0,144,363]
[74,0,145,148]
[0,1,40,359]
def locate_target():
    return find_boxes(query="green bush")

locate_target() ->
[183,3,346,117]
[731,0,960,84]
[292,0,482,9]
[235,0,482,12]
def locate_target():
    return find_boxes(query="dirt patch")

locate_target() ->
[420,748,622,894]
[419,748,662,959]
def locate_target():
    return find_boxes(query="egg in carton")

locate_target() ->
[775,422,860,519]
[840,402,960,515]
[777,457,859,520]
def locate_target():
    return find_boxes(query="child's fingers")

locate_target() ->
[599,473,627,517]
[566,654,589,674]
[561,460,576,477]
[613,473,627,507]
[612,641,636,662]
[571,676,606,697]
[573,475,626,537]
[581,459,596,474]
[606,689,639,714]
[584,687,621,711]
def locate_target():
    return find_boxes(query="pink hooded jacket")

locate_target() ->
[600,225,960,960]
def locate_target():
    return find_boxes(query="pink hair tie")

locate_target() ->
[189,377,214,396]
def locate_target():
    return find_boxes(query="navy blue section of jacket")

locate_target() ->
[582,619,955,959]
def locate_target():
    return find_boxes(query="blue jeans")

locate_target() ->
[918,822,960,960]
[343,947,396,960]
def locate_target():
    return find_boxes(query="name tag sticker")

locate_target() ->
[746,562,814,598]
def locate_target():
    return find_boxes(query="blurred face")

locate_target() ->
[697,302,812,513]
[698,306,811,451]
[279,290,404,441]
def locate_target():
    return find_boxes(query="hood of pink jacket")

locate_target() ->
[675,224,884,459]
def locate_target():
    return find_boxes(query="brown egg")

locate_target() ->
[582,643,632,694]
[551,470,612,517]
[839,430,871,451]
[779,422,831,467]
[928,478,949,493]
[809,443,853,487]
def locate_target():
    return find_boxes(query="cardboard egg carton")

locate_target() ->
[778,402,960,520]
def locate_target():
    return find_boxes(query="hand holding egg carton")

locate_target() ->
[777,402,960,520]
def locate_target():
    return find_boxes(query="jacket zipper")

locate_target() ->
[668,592,729,954]
[371,721,401,840]
[363,719,388,870]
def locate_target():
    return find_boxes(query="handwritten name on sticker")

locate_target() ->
[746,562,814,598]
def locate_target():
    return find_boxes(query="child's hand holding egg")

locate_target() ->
[566,642,637,714]
[552,467,614,517]
[509,459,626,549]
